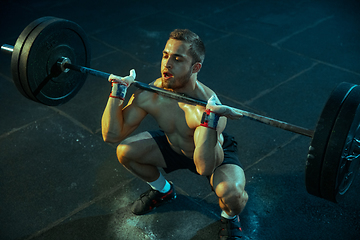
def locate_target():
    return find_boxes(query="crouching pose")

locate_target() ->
[101,29,248,239]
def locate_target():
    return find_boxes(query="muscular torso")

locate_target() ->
[130,78,224,158]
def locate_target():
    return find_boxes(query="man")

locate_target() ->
[101,29,248,239]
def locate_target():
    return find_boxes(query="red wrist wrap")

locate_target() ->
[200,109,220,130]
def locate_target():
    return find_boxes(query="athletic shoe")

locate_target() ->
[219,215,243,239]
[131,182,176,215]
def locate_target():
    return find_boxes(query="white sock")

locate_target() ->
[147,172,171,193]
[221,210,236,219]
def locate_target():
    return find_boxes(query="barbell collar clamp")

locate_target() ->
[1,44,14,55]
[57,57,71,73]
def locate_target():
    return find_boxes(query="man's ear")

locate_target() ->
[192,62,202,73]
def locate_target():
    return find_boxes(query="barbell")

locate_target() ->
[1,16,359,203]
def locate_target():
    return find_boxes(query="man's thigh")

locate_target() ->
[119,131,167,168]
[210,132,245,190]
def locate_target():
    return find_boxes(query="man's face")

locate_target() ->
[161,39,194,90]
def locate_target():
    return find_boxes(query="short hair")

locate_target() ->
[169,29,205,64]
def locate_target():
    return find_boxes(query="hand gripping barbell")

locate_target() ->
[1,16,360,203]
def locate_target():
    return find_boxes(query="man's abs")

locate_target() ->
[164,131,195,158]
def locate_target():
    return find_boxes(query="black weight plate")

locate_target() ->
[18,17,67,103]
[11,17,54,100]
[18,17,91,106]
[320,86,360,202]
[306,82,357,198]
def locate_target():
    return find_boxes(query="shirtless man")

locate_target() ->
[101,29,248,239]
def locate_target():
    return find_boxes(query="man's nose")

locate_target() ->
[165,58,172,69]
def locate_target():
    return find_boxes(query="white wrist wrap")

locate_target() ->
[110,82,128,100]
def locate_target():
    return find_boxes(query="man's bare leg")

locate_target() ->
[211,164,248,238]
[116,131,176,215]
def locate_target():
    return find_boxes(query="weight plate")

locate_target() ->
[11,17,54,100]
[18,17,91,106]
[306,82,357,198]
[320,86,360,202]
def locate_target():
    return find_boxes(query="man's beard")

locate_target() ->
[161,69,192,90]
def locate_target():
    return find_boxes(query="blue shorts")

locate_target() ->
[148,130,243,175]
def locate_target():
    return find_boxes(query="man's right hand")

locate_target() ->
[108,69,136,100]
[108,69,136,86]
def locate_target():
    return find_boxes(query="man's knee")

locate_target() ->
[216,181,248,206]
[116,142,134,165]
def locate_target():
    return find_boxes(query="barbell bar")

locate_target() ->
[1,43,315,138]
[1,43,316,138]
[1,16,359,203]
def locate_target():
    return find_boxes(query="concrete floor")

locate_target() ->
[0,0,359,239]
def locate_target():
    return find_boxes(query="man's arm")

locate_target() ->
[101,70,147,143]
[193,95,227,176]
[101,95,147,143]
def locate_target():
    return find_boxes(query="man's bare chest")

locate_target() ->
[146,98,204,135]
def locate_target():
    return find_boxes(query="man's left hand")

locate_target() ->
[206,95,243,120]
